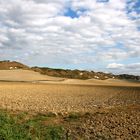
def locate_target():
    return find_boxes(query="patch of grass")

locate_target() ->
[43,112,57,118]
[0,111,64,140]
[65,112,81,121]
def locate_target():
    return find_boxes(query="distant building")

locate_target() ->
[9,67,13,70]
[94,76,99,79]
[79,72,83,76]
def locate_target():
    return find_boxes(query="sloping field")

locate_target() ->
[0,82,139,112]
[0,69,139,87]
[0,70,64,82]
[62,78,140,87]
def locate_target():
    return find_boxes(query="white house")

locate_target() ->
[9,67,13,70]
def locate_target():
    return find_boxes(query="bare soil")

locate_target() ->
[0,70,139,139]
[0,82,139,113]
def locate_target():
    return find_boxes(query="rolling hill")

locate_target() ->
[0,60,139,81]
[0,60,29,70]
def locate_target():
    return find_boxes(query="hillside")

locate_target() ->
[0,60,139,81]
[0,69,64,82]
[32,67,140,81]
[31,67,115,80]
[0,60,29,70]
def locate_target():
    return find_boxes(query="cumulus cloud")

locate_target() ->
[107,63,124,69]
[0,0,140,74]
[107,63,140,75]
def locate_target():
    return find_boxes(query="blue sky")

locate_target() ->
[0,0,140,75]
[64,8,79,18]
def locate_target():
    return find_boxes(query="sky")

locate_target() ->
[0,0,140,75]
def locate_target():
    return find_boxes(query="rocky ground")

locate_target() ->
[0,82,139,139]
[0,83,139,112]
[61,106,140,140]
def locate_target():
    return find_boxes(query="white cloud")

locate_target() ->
[0,0,140,74]
[107,62,140,75]
[126,63,140,69]
[107,63,124,69]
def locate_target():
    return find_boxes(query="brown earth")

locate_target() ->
[0,82,139,113]
[0,83,139,140]
[61,106,140,140]
[0,69,139,112]
[0,69,139,139]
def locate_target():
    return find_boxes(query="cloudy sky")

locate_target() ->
[0,0,140,75]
